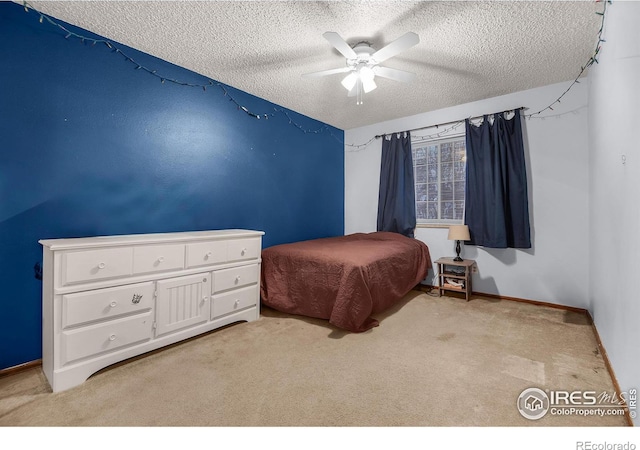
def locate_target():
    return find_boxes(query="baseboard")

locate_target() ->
[3,290,634,426]
[586,311,634,427]
[419,285,633,427]
[0,359,42,378]
[472,290,590,315]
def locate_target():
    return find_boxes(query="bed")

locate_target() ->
[260,231,432,332]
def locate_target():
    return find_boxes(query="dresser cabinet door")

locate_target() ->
[155,273,211,336]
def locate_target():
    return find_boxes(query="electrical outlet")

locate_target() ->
[471,263,478,273]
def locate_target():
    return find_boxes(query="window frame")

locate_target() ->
[412,134,467,227]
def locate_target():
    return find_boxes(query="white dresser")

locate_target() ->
[39,229,264,392]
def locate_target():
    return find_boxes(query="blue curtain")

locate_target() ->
[377,132,416,238]
[464,111,531,248]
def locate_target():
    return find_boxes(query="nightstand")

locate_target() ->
[435,257,475,301]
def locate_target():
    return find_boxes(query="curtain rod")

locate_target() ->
[374,106,527,139]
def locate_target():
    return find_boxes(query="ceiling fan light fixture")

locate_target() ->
[341,72,358,91]
[304,31,419,102]
[359,66,374,81]
[362,76,377,93]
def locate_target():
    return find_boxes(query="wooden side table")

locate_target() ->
[435,257,475,301]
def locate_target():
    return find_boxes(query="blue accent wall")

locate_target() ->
[0,3,344,370]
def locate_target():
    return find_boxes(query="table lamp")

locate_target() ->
[448,225,470,261]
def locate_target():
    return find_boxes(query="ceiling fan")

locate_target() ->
[303,31,420,104]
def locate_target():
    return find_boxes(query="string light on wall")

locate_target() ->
[525,0,610,119]
[20,1,343,144]
[346,0,610,150]
[21,0,609,151]
[345,136,378,152]
[346,120,467,152]
[411,121,466,142]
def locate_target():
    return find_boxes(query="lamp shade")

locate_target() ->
[448,225,470,241]
[341,72,358,91]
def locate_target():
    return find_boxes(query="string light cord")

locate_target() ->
[348,0,610,149]
[527,105,588,121]
[525,0,610,119]
[346,120,466,151]
[21,1,343,144]
[345,136,377,152]
[411,121,466,142]
[22,0,607,149]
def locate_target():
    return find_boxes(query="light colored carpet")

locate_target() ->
[0,291,628,426]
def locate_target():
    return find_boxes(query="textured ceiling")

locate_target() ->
[24,1,601,130]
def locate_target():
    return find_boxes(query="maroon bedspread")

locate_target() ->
[260,232,431,332]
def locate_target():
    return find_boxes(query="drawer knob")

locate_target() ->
[203,296,209,302]
[98,262,106,269]
[157,256,165,263]
[234,299,240,308]
[235,276,241,284]
[205,251,212,259]
[241,248,247,256]
[109,301,117,308]
[109,334,116,341]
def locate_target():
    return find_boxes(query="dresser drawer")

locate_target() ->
[213,264,259,293]
[62,247,133,285]
[185,240,227,268]
[133,244,184,275]
[62,282,154,328]
[227,238,261,262]
[212,285,258,319]
[61,312,153,365]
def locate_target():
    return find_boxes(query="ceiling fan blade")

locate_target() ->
[371,32,420,64]
[372,66,416,83]
[302,67,351,78]
[323,31,358,59]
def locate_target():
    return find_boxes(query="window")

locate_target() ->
[412,136,466,225]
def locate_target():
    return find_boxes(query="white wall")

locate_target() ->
[345,81,590,308]
[588,1,640,425]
